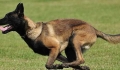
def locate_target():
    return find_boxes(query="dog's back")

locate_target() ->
[46,19,97,44]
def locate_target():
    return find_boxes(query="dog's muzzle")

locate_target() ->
[0,25,13,34]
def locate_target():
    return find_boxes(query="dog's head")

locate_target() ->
[0,3,25,34]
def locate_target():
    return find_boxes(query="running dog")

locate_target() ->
[0,3,120,70]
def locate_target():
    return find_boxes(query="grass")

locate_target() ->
[0,0,120,70]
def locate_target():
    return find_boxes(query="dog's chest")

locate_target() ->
[32,41,50,55]
[26,26,42,40]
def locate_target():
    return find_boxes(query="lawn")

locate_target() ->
[0,0,120,70]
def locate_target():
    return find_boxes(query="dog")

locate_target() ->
[0,3,120,70]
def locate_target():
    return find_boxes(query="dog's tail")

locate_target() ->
[95,29,120,44]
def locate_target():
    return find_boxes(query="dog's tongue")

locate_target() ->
[0,26,8,32]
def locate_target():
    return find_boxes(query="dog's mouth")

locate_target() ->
[0,25,13,34]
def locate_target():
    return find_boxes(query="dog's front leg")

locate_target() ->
[46,48,63,69]
[44,37,61,69]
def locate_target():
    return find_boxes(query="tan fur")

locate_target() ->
[60,41,68,52]
[24,17,120,68]
[24,16,36,29]
[25,17,43,40]
[96,29,120,44]
[46,24,55,36]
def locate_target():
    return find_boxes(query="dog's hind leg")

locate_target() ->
[62,32,90,69]
[65,45,76,63]
[64,33,82,69]
[65,44,90,70]
[63,42,84,67]
[55,49,90,70]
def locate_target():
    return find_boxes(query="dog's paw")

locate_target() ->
[62,63,69,68]
[45,64,55,69]
[80,66,90,70]
[46,64,64,69]
[72,66,90,70]
[54,64,63,69]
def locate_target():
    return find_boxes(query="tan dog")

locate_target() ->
[0,3,120,70]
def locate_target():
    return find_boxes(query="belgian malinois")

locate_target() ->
[0,3,120,70]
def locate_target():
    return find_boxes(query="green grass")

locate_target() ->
[0,0,120,70]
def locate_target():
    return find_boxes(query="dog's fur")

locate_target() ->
[0,3,120,70]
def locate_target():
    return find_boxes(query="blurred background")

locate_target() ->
[0,0,120,70]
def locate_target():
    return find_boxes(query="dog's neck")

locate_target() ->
[24,16,36,29]
[19,16,43,40]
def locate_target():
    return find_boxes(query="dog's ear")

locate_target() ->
[15,3,24,17]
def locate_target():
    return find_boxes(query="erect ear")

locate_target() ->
[15,3,24,17]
